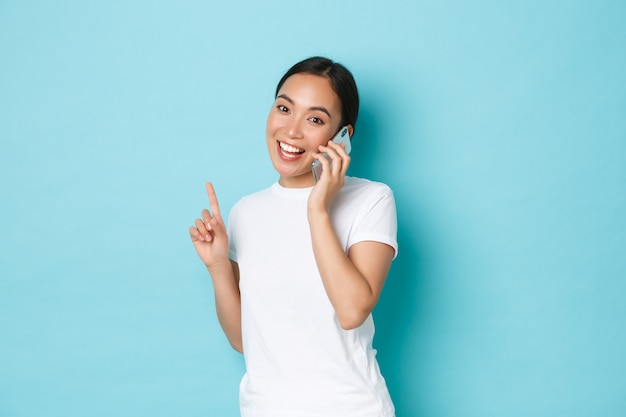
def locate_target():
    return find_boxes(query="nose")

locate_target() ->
[287,118,304,139]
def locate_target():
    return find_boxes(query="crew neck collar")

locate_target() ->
[271,182,313,199]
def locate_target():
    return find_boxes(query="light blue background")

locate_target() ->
[1,1,625,416]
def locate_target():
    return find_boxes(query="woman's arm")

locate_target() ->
[207,260,242,353]
[190,182,243,352]
[308,211,395,329]
[308,141,395,330]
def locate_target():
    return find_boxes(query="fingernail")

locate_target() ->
[205,234,210,241]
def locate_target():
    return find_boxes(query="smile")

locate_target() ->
[278,141,305,160]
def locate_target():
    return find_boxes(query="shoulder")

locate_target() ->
[340,176,395,201]
[229,184,276,219]
[334,177,398,256]
[330,177,396,216]
[233,184,275,206]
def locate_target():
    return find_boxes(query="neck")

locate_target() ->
[278,173,315,188]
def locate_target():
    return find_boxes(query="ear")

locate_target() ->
[347,124,354,138]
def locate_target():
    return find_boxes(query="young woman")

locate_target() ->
[189,56,398,417]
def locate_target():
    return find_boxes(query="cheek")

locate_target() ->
[305,133,326,151]
[266,110,287,131]
[311,126,336,146]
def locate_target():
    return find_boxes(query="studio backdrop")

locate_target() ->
[1,1,624,416]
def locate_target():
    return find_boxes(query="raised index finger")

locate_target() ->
[205,182,222,219]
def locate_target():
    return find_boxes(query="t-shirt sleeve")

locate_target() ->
[227,203,239,263]
[348,185,398,259]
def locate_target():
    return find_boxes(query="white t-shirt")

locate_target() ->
[228,177,398,417]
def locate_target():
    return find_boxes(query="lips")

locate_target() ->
[278,141,305,160]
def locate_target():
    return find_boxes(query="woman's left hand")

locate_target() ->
[308,140,351,215]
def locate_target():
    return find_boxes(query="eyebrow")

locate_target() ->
[277,94,332,119]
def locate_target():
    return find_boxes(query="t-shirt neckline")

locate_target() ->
[271,182,313,199]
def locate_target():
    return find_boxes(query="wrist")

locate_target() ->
[307,205,330,224]
[206,258,233,276]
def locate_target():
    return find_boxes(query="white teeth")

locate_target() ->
[279,142,304,153]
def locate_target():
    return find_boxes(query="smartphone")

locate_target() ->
[312,126,351,183]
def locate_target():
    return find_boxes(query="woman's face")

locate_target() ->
[266,73,343,188]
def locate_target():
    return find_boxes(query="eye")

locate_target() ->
[309,117,324,125]
[276,105,289,113]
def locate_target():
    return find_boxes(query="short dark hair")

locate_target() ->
[275,56,360,132]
